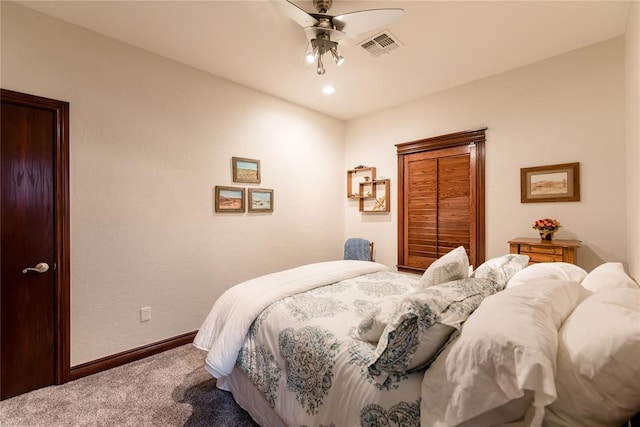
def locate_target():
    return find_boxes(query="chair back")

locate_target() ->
[344,238,374,261]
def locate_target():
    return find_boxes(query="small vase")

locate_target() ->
[539,230,556,241]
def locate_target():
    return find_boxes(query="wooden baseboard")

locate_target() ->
[68,331,198,381]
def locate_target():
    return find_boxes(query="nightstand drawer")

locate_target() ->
[520,245,561,255]
[526,253,564,263]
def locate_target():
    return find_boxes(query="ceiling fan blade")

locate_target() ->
[273,0,319,28]
[333,8,404,35]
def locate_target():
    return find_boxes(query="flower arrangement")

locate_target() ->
[532,218,561,241]
[532,218,562,231]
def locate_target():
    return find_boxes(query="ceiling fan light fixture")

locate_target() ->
[316,55,326,75]
[330,47,344,66]
[305,45,318,64]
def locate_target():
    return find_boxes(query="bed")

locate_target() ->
[193,249,640,427]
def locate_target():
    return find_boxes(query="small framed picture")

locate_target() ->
[520,162,580,203]
[214,186,245,213]
[232,157,261,184]
[248,188,273,213]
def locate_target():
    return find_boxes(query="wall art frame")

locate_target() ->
[248,188,273,213]
[520,162,580,203]
[232,157,261,184]
[214,186,245,212]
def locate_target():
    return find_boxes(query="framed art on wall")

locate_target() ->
[232,157,261,184]
[520,162,580,203]
[214,186,245,212]
[248,188,273,213]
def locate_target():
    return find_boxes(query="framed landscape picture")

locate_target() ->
[520,162,580,203]
[248,188,273,213]
[232,157,261,184]
[214,186,245,212]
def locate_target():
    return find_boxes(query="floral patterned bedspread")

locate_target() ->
[235,270,425,427]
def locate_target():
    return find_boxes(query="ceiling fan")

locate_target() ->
[275,0,405,75]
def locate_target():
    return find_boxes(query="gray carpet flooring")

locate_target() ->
[0,344,259,426]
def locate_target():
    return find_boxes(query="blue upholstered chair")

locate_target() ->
[343,238,374,261]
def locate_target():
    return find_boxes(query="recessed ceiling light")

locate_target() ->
[322,85,336,95]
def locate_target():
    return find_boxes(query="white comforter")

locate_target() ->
[194,258,589,426]
[193,260,390,378]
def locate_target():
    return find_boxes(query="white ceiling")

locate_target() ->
[17,0,631,120]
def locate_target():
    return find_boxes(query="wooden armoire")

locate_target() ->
[396,128,486,273]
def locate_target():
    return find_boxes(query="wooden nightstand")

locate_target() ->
[508,237,581,265]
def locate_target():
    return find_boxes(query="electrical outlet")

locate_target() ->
[140,306,151,322]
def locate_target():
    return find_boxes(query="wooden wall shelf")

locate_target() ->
[347,167,376,199]
[359,179,390,212]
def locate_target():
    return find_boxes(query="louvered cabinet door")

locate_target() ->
[396,128,486,273]
[438,154,472,256]
[405,155,438,268]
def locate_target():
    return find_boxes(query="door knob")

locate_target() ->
[22,262,50,274]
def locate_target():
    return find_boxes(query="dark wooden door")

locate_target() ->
[396,128,486,273]
[1,89,70,399]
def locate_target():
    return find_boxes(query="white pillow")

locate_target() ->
[421,280,585,427]
[470,254,530,290]
[580,262,639,293]
[420,246,469,288]
[544,288,640,427]
[506,262,588,289]
[368,277,497,380]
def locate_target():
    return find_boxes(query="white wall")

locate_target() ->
[1,2,345,365]
[345,38,626,273]
[626,1,640,282]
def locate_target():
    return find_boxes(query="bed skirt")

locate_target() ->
[217,367,286,427]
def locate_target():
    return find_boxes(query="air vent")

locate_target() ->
[360,31,402,57]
